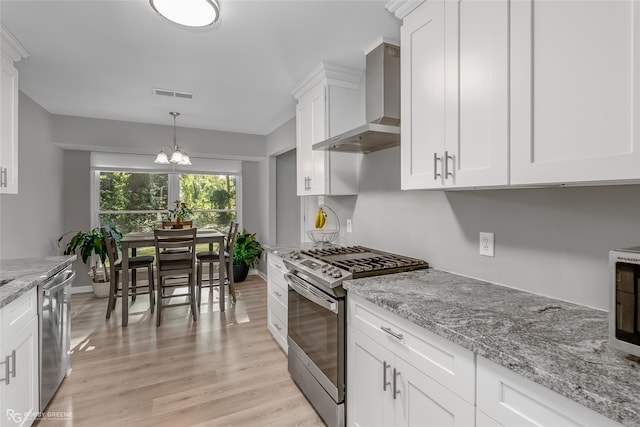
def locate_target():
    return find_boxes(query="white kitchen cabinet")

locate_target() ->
[0,25,29,195]
[477,356,623,427]
[510,0,640,185]
[292,62,363,196]
[0,288,39,427]
[400,0,508,190]
[267,251,288,353]
[347,294,475,427]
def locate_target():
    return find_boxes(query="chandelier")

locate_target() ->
[154,112,192,166]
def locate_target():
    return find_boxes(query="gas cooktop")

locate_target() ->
[301,245,429,277]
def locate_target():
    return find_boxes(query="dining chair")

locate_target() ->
[102,227,155,320]
[196,222,238,307]
[154,227,198,326]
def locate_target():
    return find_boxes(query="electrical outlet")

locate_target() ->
[318,196,325,207]
[346,219,352,233]
[479,232,494,257]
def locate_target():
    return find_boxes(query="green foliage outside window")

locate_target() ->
[98,172,237,235]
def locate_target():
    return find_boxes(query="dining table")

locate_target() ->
[120,228,226,327]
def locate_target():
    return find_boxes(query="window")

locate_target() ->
[97,171,239,234]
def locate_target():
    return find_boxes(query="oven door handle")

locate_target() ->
[285,273,339,314]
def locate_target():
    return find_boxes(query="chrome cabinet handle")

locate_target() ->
[445,151,454,180]
[393,368,400,399]
[383,361,391,391]
[0,167,6,188]
[274,322,282,331]
[10,350,15,379]
[381,326,404,340]
[1,350,15,385]
[433,153,442,180]
[274,290,282,297]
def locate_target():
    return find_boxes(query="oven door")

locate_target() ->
[286,272,344,403]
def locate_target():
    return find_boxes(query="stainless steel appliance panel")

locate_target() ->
[286,273,344,403]
[39,268,74,410]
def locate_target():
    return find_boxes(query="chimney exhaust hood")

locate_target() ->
[313,42,401,154]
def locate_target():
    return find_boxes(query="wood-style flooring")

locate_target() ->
[36,275,325,427]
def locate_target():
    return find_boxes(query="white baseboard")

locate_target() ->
[250,269,267,281]
[71,285,94,294]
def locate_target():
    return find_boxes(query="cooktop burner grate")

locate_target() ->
[301,245,429,277]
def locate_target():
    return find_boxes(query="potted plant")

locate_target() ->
[232,229,263,282]
[58,226,122,297]
[166,199,194,228]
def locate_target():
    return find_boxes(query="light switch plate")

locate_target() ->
[480,232,494,257]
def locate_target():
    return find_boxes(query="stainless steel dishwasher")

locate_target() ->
[39,266,74,410]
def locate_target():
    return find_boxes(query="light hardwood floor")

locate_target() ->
[36,275,325,427]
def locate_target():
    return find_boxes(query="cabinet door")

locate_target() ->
[394,357,475,427]
[296,82,327,195]
[511,0,640,185]
[0,316,39,426]
[0,53,19,194]
[347,327,394,427]
[401,0,447,190]
[447,0,508,187]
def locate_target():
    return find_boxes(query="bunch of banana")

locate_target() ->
[314,207,326,229]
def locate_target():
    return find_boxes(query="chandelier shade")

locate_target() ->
[154,112,192,166]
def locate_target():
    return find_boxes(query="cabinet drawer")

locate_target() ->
[268,279,287,307]
[267,253,288,289]
[0,288,37,344]
[268,294,287,352]
[348,294,475,404]
[477,356,622,427]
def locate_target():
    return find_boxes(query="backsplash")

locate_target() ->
[325,146,640,311]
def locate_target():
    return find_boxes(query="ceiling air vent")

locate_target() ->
[152,88,194,100]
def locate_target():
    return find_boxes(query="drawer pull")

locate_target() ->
[274,290,282,297]
[383,361,391,391]
[381,326,403,340]
[274,322,282,331]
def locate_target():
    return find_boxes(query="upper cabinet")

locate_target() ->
[400,0,509,190]
[0,24,29,195]
[292,62,363,196]
[395,0,640,189]
[510,0,640,185]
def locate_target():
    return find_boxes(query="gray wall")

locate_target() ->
[328,147,640,311]
[62,150,91,283]
[0,93,64,259]
[276,148,299,244]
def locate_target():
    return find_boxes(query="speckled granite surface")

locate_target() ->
[343,269,639,426]
[0,256,76,308]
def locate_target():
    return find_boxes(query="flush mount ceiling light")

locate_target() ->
[154,112,192,166]
[150,0,220,28]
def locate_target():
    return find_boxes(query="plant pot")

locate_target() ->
[233,264,249,283]
[92,281,110,298]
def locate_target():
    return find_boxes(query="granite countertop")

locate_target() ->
[0,256,77,308]
[343,269,639,427]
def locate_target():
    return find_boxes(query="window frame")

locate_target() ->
[91,168,243,233]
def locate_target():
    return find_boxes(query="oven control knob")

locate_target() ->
[332,270,342,278]
[291,252,300,260]
[321,265,329,273]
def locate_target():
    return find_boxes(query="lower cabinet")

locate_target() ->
[347,294,475,427]
[0,289,39,427]
[348,294,625,427]
[476,356,622,427]
[267,252,288,353]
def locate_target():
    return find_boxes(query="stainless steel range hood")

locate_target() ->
[313,42,400,154]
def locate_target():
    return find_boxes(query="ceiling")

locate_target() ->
[0,0,401,136]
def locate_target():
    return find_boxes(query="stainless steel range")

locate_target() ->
[284,246,429,427]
